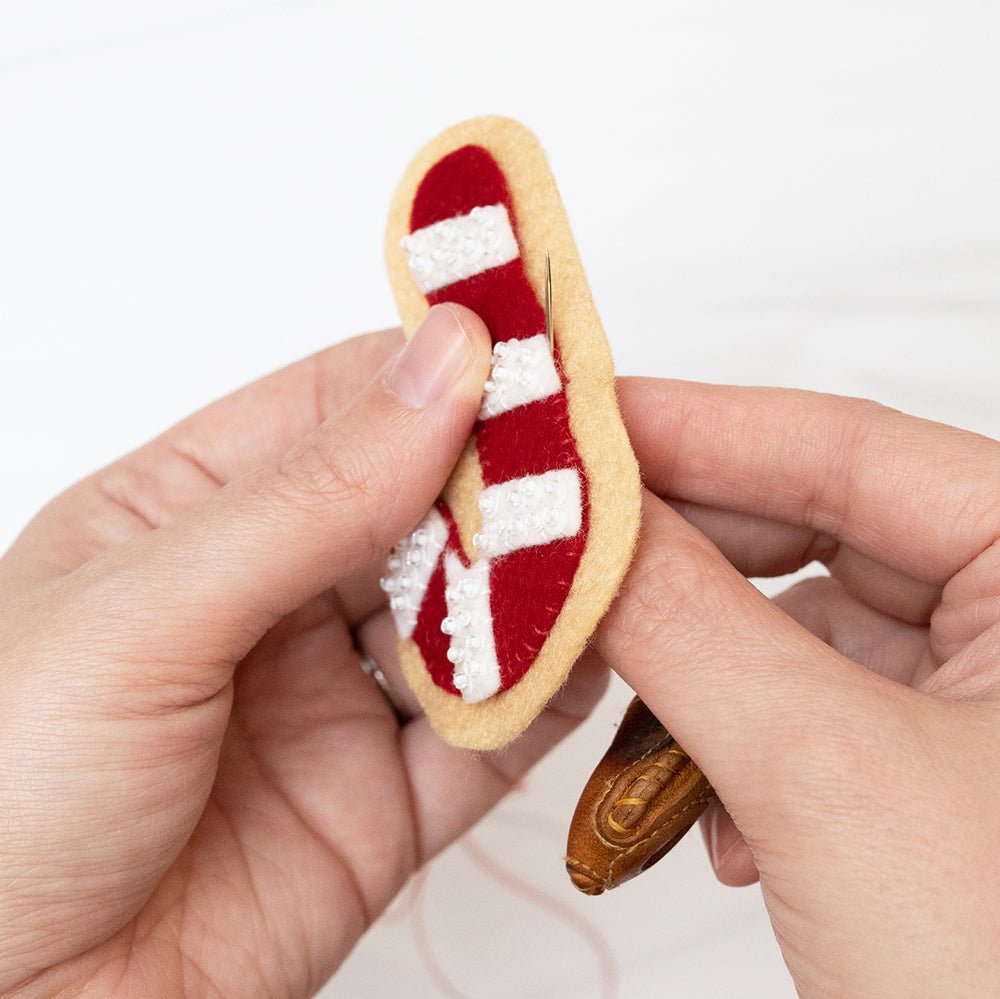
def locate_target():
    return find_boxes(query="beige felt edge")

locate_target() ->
[385,116,641,750]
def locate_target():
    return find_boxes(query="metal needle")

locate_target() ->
[544,250,553,353]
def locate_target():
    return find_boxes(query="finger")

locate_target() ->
[617,378,1000,590]
[2,329,405,584]
[700,800,759,887]
[57,304,492,701]
[669,500,942,626]
[772,575,936,686]
[667,501,821,579]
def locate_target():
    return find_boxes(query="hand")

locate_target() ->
[601,379,1000,997]
[0,305,606,999]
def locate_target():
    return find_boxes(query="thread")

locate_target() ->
[396,824,620,999]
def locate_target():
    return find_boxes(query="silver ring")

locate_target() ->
[360,654,405,723]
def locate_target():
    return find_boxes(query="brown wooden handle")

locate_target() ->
[565,696,716,894]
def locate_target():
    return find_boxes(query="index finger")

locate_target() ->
[618,378,1000,589]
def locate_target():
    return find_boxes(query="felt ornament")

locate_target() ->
[382,116,641,750]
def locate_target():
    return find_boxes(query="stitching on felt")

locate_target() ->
[384,156,587,704]
[472,469,582,558]
[382,507,450,639]
[384,121,642,750]
[384,468,585,702]
[441,552,501,700]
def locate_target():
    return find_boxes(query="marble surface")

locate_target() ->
[2,2,999,996]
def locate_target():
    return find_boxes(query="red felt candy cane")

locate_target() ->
[382,144,588,703]
[383,118,640,749]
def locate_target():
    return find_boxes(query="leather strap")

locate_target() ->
[566,696,716,894]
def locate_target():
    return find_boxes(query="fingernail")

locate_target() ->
[384,304,474,408]
[703,802,722,870]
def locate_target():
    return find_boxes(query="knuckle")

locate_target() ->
[275,440,378,518]
[266,428,404,558]
[608,525,732,662]
[279,437,374,512]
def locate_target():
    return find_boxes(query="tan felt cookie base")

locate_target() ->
[385,116,641,750]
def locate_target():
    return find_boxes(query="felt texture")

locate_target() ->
[397,139,590,703]
[384,116,641,749]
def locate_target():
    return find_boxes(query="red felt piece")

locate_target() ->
[410,145,516,235]
[412,501,464,695]
[427,259,545,345]
[406,144,591,697]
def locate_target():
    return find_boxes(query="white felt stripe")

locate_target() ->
[401,203,520,294]
[381,508,449,639]
[473,469,583,559]
[479,334,562,420]
[442,554,501,703]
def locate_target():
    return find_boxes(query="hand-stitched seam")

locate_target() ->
[612,791,717,860]
[562,855,610,888]
[585,736,674,850]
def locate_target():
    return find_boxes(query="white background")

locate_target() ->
[2,2,999,996]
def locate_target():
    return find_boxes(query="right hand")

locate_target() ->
[598,378,1000,997]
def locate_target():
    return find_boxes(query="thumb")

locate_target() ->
[86,303,491,669]
[595,492,898,820]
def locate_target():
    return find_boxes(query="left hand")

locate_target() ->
[0,306,606,999]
